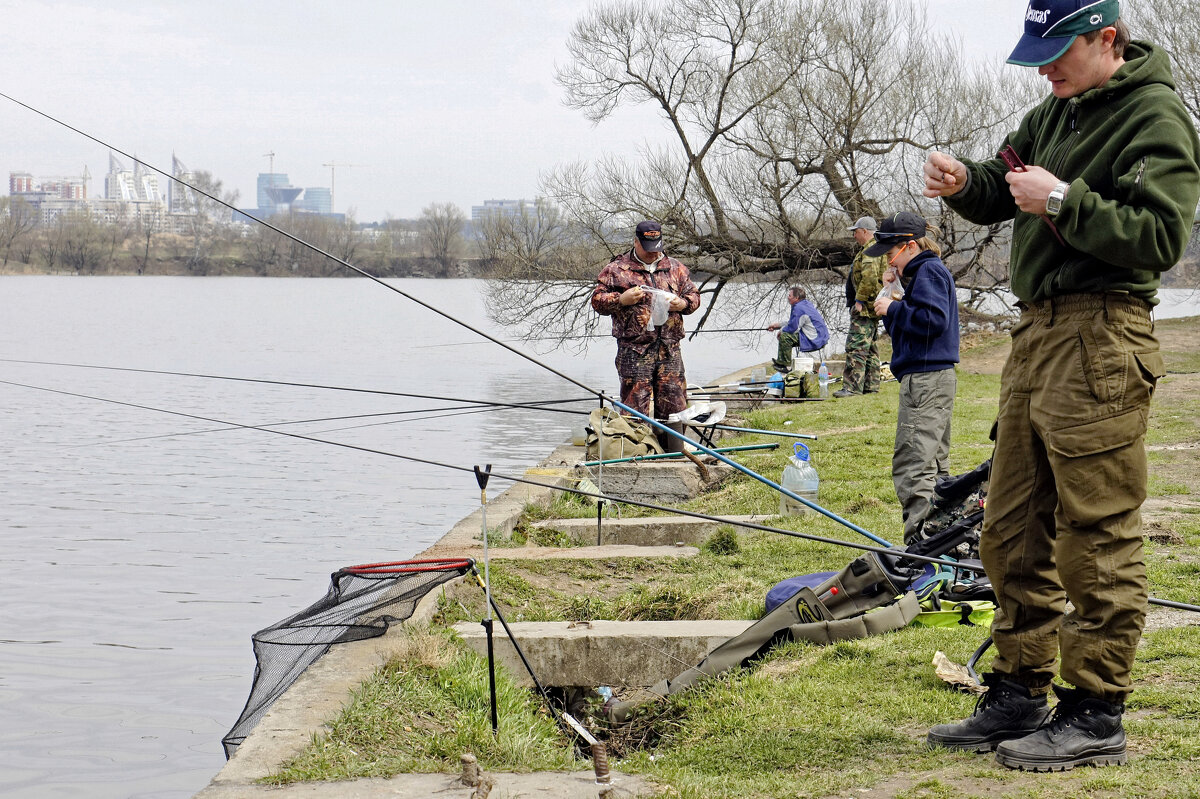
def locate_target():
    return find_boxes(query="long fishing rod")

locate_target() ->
[416,327,776,349]
[9,376,1197,613]
[0,96,936,549]
[76,399,591,448]
[0,357,594,414]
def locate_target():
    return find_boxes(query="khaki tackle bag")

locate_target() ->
[585,407,665,461]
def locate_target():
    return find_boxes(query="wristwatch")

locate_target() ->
[1045,181,1070,216]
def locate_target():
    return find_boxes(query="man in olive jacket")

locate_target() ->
[922,0,1200,772]
[835,217,888,397]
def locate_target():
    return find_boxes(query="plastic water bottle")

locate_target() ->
[780,442,819,515]
[818,362,830,398]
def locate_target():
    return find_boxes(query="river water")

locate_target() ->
[0,276,771,799]
[1,276,1196,799]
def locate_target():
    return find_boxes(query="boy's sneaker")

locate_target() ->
[994,686,1126,772]
[927,673,1051,752]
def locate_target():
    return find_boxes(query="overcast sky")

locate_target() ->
[0,0,1027,222]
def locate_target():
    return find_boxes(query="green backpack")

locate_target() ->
[783,371,818,398]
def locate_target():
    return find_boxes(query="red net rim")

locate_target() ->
[342,557,474,576]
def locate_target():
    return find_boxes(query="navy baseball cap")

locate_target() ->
[1007,0,1120,67]
[635,220,664,252]
[864,212,927,257]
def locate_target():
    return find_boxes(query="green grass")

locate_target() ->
[267,328,1200,796]
[266,628,577,783]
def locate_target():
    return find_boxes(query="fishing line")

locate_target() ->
[415,328,772,349]
[77,399,588,448]
[8,376,1197,613]
[0,91,601,396]
[0,96,942,548]
[0,357,594,413]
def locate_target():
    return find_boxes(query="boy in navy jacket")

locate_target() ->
[871,212,960,542]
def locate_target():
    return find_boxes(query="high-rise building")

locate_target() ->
[297,187,332,215]
[471,199,528,222]
[105,153,162,204]
[256,173,291,214]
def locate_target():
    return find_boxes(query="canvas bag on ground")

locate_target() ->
[585,407,665,460]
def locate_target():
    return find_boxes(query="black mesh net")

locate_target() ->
[222,558,473,758]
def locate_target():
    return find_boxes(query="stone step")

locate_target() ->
[453,619,754,688]
[574,459,736,503]
[531,514,773,547]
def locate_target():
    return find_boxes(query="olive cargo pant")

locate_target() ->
[893,368,956,542]
[982,294,1160,701]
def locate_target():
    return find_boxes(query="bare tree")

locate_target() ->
[181,171,239,275]
[0,197,38,268]
[419,202,465,271]
[131,208,161,275]
[479,200,614,347]
[1127,0,1200,128]
[491,0,1040,341]
[60,211,104,274]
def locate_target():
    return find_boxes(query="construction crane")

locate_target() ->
[263,151,276,187]
[321,161,365,213]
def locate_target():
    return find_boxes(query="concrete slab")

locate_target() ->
[531,514,773,547]
[453,619,755,688]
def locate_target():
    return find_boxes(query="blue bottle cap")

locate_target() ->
[793,442,809,461]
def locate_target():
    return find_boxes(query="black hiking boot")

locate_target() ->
[994,685,1126,772]
[927,673,1051,753]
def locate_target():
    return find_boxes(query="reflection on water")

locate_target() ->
[0,277,753,799]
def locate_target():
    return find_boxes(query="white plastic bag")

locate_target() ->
[644,288,677,331]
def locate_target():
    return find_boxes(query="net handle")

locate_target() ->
[342,557,475,575]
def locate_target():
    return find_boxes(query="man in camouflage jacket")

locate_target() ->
[591,221,702,419]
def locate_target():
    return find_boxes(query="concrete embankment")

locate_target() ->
[196,389,766,799]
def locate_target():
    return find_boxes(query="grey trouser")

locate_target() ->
[894,368,956,542]
[982,294,1159,701]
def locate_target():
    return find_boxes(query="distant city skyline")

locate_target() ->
[0,1,1026,223]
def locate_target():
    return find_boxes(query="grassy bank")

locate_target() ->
[269,318,1200,798]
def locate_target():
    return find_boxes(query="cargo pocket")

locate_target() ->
[1133,350,1164,402]
[1077,324,1110,404]
[1046,407,1148,525]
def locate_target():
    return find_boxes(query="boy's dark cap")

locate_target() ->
[1007,0,1120,67]
[864,212,927,257]
[635,220,664,252]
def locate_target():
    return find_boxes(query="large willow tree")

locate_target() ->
[485,0,1044,341]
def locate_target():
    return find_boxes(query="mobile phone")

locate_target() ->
[998,145,1026,172]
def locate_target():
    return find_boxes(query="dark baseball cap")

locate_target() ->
[864,212,927,257]
[1007,0,1120,67]
[635,220,664,252]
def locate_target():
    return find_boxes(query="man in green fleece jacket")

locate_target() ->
[921,0,1200,773]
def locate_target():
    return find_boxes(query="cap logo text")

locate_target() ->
[1026,8,1049,22]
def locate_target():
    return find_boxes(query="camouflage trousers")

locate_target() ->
[841,311,881,394]
[615,339,689,419]
[771,331,802,374]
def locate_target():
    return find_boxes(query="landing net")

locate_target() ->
[222,557,473,758]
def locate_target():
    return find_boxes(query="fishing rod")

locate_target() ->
[0,96,966,549]
[415,327,776,349]
[81,400,580,448]
[0,357,595,414]
[9,376,1197,614]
